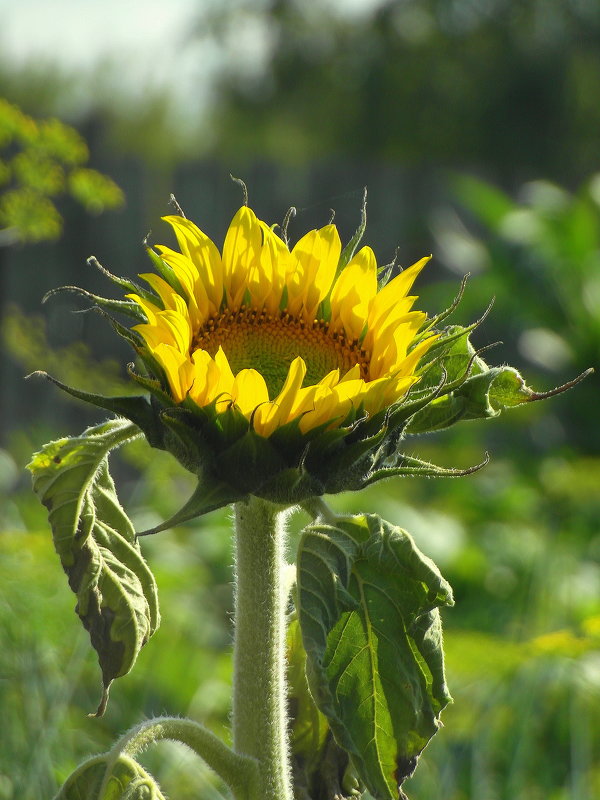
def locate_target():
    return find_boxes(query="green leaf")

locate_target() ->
[56,753,166,800]
[28,419,160,715]
[287,617,329,771]
[297,513,453,800]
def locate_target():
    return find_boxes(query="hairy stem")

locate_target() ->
[101,716,258,799]
[233,496,293,800]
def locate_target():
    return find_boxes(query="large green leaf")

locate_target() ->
[28,419,160,715]
[297,514,453,800]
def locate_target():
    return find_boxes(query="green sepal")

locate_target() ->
[92,306,144,350]
[146,247,187,299]
[127,365,174,410]
[327,419,388,474]
[87,256,159,307]
[137,475,244,536]
[415,324,480,381]
[297,513,453,800]
[407,364,531,434]
[28,419,160,716]
[255,463,326,505]
[337,187,367,277]
[360,452,490,488]
[159,407,217,472]
[55,752,166,800]
[213,400,251,442]
[43,285,146,321]
[216,430,287,494]
[424,273,470,332]
[405,325,538,433]
[28,370,164,447]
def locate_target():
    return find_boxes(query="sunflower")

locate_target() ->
[127,205,436,439]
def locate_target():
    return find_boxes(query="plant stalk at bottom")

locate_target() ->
[232,497,293,800]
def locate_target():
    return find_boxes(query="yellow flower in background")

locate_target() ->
[129,206,437,438]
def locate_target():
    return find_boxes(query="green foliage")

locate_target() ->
[4,437,600,799]
[69,168,126,215]
[0,98,123,243]
[206,0,600,180]
[297,514,453,800]
[2,305,131,398]
[450,173,600,373]
[28,420,160,716]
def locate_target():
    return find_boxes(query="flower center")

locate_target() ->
[192,307,370,396]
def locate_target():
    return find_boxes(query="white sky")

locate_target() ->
[0,0,384,121]
[1,0,198,69]
[0,0,220,120]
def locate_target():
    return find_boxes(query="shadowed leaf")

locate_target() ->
[297,513,453,800]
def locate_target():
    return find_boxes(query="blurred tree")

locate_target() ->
[0,98,123,245]
[203,0,600,183]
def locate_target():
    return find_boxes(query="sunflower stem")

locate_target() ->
[232,497,293,800]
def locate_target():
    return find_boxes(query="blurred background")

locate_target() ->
[1,1,599,798]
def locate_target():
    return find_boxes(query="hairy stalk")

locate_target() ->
[100,716,258,799]
[233,497,293,800]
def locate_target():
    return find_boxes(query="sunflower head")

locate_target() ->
[44,193,566,525]
[130,205,436,434]
[108,201,444,511]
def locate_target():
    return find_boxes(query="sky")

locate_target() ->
[0,0,384,125]
[1,0,198,70]
[0,0,219,119]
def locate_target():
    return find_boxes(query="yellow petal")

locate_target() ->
[254,357,307,436]
[155,309,193,353]
[126,293,162,323]
[211,346,236,412]
[153,247,210,324]
[253,222,290,314]
[272,356,307,421]
[231,369,270,417]
[366,256,430,350]
[162,216,223,313]
[138,273,181,311]
[222,207,263,309]
[286,224,341,320]
[330,246,377,341]
[186,349,224,408]
[153,343,194,403]
[369,312,426,378]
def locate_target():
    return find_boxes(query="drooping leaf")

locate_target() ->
[297,513,453,800]
[28,419,160,715]
[55,753,166,800]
